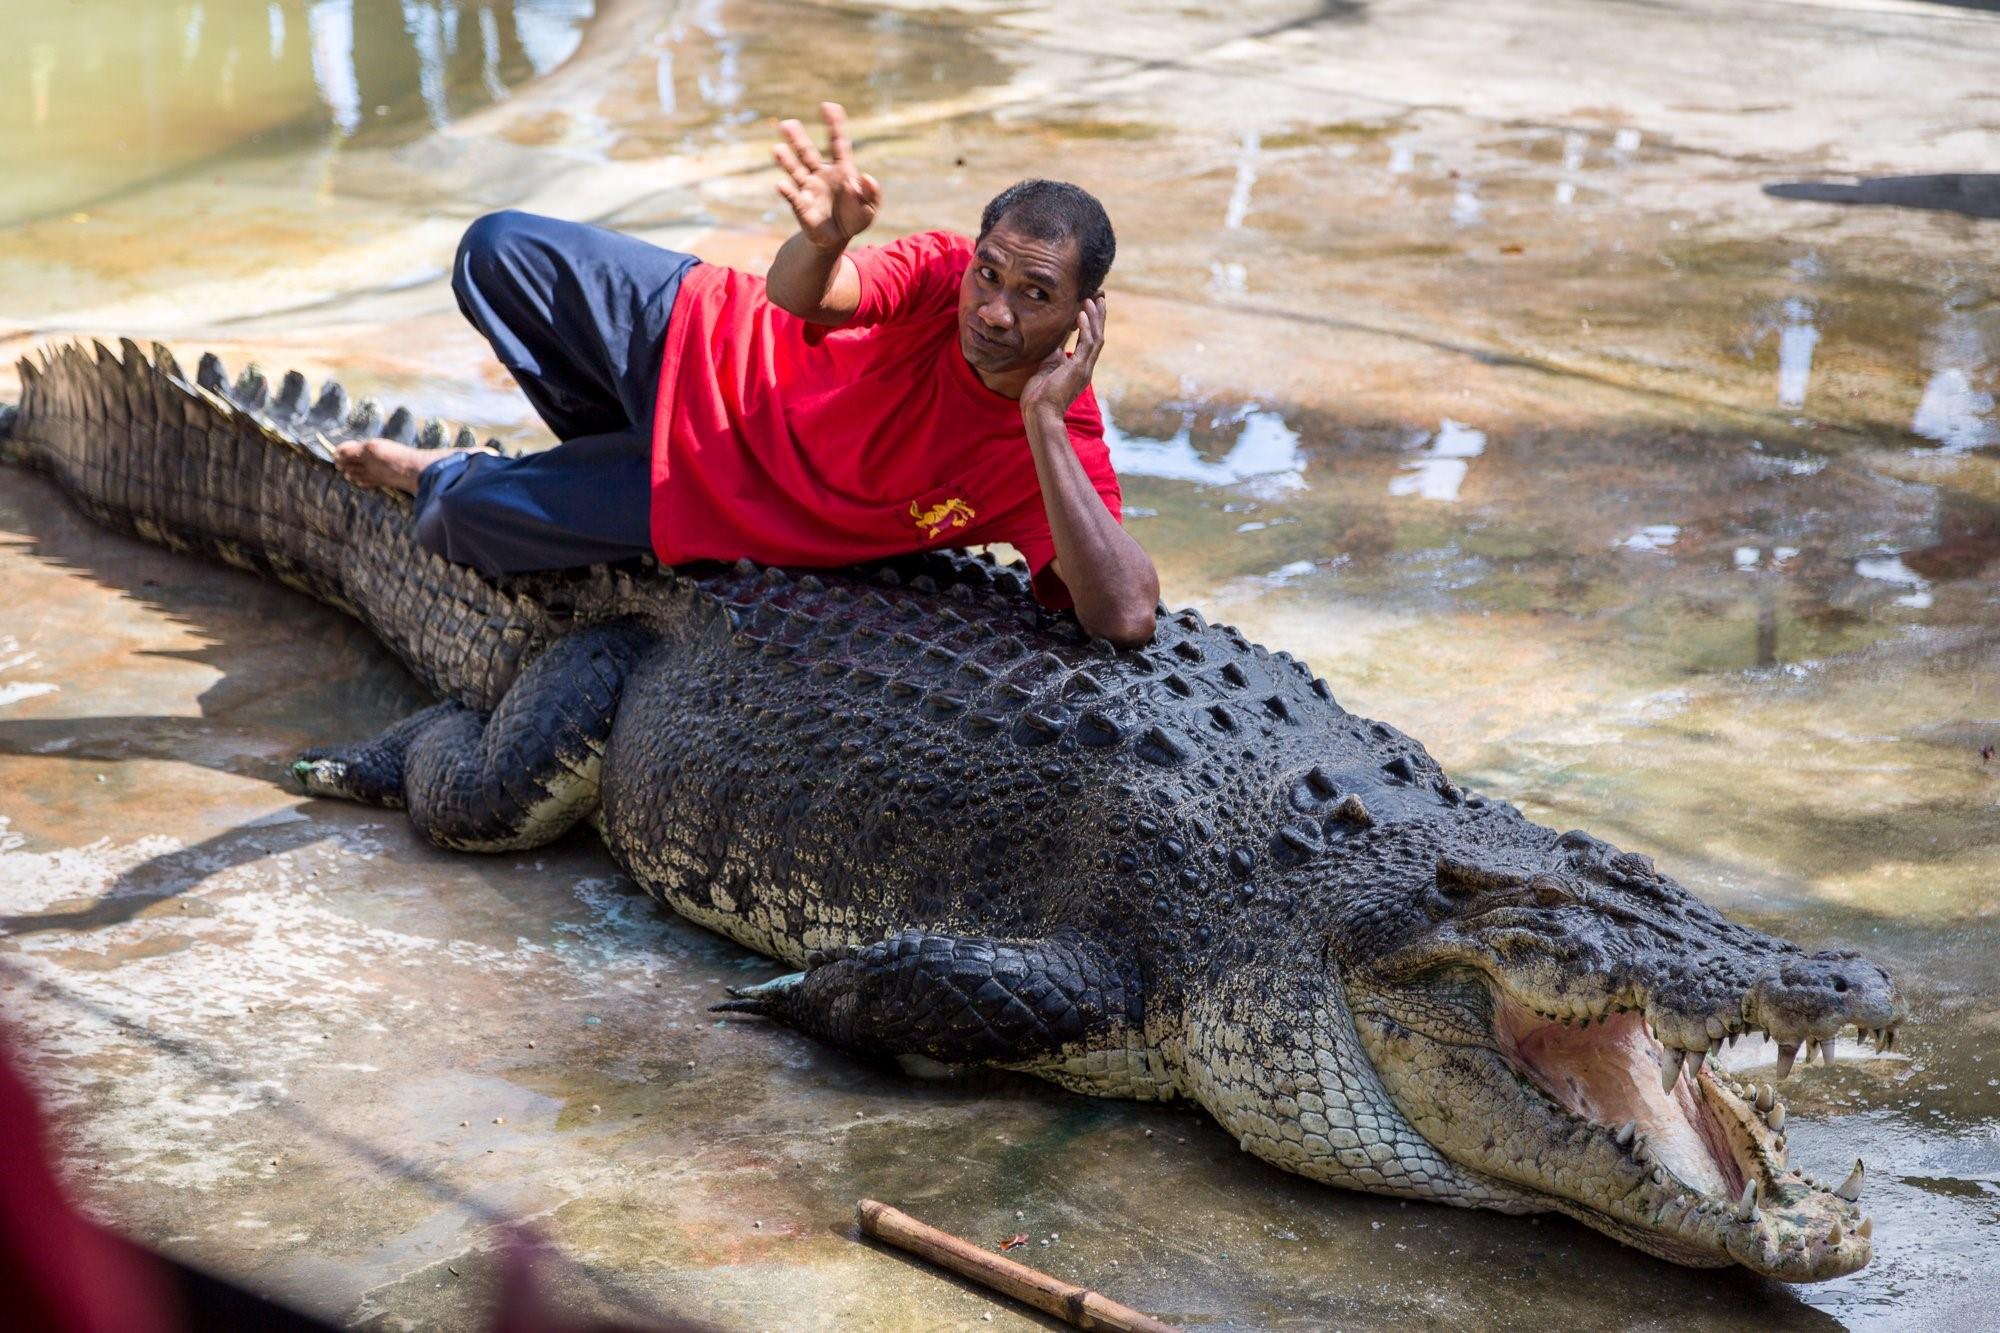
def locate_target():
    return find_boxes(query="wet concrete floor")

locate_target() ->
[2,1,1997,1328]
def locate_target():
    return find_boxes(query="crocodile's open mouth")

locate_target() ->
[1491,991,1882,1280]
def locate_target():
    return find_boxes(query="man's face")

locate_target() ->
[957,220,1086,376]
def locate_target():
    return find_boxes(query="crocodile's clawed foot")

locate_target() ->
[710,972,807,1018]
[292,755,380,804]
[292,740,406,804]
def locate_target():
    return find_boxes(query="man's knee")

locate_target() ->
[454,210,538,300]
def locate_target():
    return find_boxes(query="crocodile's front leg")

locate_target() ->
[292,620,656,852]
[714,930,1170,1094]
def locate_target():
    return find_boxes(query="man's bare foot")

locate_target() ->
[332,438,434,495]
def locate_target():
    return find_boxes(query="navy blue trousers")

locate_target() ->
[413,211,700,576]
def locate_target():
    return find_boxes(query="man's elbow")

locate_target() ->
[1084,591,1161,650]
[764,281,811,320]
[1100,616,1157,650]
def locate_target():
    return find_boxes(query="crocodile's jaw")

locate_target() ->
[1347,968,1878,1280]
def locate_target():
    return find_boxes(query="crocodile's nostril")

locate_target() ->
[1833,976,1848,993]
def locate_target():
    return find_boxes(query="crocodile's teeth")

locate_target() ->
[1775,1042,1800,1079]
[1616,1120,1637,1148]
[1768,1102,1786,1133]
[1661,1047,1685,1093]
[1736,1179,1759,1221]
[1834,1159,1864,1202]
[1687,1048,1707,1080]
[1828,1220,1844,1246]
[1755,1082,1775,1112]
[1858,1216,1873,1239]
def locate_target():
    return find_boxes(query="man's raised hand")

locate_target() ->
[773,102,881,252]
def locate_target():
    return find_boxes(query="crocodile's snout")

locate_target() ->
[1329,824,1906,1282]
[1744,950,1905,1071]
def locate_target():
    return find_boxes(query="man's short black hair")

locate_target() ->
[977,179,1116,298]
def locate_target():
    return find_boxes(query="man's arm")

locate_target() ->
[1021,295,1161,649]
[766,102,878,324]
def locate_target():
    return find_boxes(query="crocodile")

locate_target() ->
[1,339,1906,1281]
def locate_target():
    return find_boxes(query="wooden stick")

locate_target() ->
[856,1199,1182,1333]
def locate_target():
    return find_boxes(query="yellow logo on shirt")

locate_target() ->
[910,497,977,539]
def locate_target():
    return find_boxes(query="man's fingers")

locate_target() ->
[858,171,883,206]
[772,142,813,187]
[777,117,823,172]
[821,101,853,166]
[1075,304,1104,374]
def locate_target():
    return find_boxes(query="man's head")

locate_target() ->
[959,179,1115,377]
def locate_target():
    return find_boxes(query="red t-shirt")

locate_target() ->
[649,230,1121,607]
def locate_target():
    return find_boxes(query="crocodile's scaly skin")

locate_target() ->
[1,340,1908,1281]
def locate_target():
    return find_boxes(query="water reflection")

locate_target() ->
[1777,296,1819,410]
[1104,400,1306,493]
[1613,524,1681,553]
[513,0,591,76]
[0,0,597,223]
[1854,553,1933,609]
[1224,129,1261,230]
[686,0,745,116]
[655,47,676,116]
[183,5,206,70]
[1450,180,1482,228]
[1207,261,1247,295]
[1910,299,1997,452]
[403,2,450,129]
[1733,545,1798,571]
[1387,418,1486,501]
[308,1,362,135]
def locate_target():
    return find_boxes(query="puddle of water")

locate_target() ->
[1853,553,1933,609]
[0,1,596,227]
[1223,128,1260,230]
[1387,418,1487,502]
[1614,523,1681,553]
[1777,296,1819,409]
[1910,300,1998,452]
[1104,398,1306,494]
[1450,180,1483,228]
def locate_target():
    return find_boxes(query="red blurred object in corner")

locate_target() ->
[0,1033,179,1333]
[0,1029,707,1333]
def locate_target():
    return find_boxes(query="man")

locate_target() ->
[335,102,1159,647]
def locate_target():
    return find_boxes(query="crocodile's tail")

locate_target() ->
[3,339,556,709]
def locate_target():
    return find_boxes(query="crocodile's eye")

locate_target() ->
[1527,875,1579,908]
